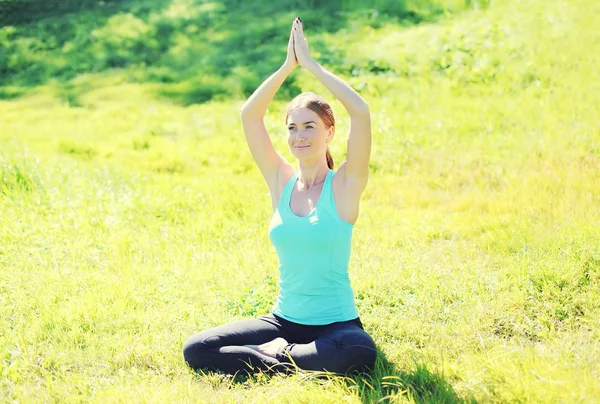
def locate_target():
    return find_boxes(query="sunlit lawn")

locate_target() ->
[1,0,599,402]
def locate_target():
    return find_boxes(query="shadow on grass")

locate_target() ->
[191,348,473,403]
[340,348,475,403]
[0,0,481,105]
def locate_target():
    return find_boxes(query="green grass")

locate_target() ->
[1,0,599,402]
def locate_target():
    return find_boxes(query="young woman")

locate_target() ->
[182,17,376,376]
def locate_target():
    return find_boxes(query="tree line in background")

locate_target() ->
[0,0,489,104]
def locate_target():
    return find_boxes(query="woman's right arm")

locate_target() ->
[240,21,298,187]
[239,64,294,182]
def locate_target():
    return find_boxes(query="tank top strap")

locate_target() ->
[322,169,336,208]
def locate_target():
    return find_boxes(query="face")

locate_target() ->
[286,108,333,160]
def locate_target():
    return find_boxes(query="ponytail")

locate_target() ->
[326,147,334,169]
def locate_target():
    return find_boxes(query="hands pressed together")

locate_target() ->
[284,17,313,69]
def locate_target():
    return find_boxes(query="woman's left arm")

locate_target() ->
[293,19,371,184]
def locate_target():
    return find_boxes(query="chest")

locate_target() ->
[271,174,358,224]
[289,183,325,217]
[269,208,337,254]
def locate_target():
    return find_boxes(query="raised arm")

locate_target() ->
[293,18,371,191]
[240,21,298,187]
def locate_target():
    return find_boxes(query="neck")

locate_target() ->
[297,162,330,189]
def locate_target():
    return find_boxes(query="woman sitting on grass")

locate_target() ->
[182,17,376,376]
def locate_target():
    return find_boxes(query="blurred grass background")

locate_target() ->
[0,0,489,103]
[1,0,599,402]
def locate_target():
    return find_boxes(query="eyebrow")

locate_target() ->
[288,121,317,126]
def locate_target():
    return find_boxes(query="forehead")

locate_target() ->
[287,108,321,124]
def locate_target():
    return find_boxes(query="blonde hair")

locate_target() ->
[285,92,335,169]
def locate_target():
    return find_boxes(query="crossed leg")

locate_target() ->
[279,322,377,374]
[182,315,290,376]
[182,314,377,376]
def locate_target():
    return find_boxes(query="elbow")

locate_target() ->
[240,101,252,117]
[240,105,259,120]
[352,103,370,117]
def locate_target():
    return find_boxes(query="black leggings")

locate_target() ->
[182,313,377,376]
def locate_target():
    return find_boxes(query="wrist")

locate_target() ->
[281,62,297,74]
[302,58,319,72]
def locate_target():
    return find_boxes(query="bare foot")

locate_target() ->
[246,337,288,358]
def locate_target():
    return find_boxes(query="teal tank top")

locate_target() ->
[268,169,359,325]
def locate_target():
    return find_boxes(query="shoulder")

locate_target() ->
[267,162,296,212]
[277,163,296,193]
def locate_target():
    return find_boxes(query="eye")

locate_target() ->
[288,126,296,131]
[306,125,314,129]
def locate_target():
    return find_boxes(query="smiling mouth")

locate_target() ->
[295,145,310,149]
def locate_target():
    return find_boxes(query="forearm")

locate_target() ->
[240,64,295,118]
[304,60,369,116]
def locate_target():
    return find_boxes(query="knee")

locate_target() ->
[182,331,220,369]
[352,336,377,365]
[359,345,378,370]
[338,332,378,372]
[181,333,203,368]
